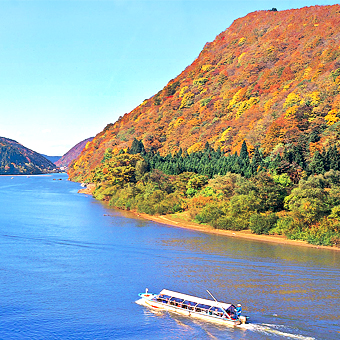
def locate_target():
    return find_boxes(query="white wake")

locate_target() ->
[243,323,315,340]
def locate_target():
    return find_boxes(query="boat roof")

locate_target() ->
[159,289,232,310]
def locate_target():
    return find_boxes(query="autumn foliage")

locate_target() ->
[69,5,340,184]
[0,137,56,175]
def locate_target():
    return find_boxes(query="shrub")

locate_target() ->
[305,218,340,246]
[249,213,278,235]
[195,203,225,224]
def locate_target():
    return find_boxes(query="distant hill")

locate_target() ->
[55,137,94,168]
[0,137,56,175]
[69,4,340,182]
[42,155,61,163]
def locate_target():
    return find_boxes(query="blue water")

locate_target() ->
[0,174,339,339]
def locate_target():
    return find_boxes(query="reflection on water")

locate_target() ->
[0,174,339,339]
[147,226,340,339]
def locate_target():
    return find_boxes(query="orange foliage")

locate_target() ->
[69,4,340,182]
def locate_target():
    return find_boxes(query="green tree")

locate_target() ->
[250,146,264,174]
[239,140,250,161]
[309,150,325,174]
[284,175,331,224]
[129,138,146,155]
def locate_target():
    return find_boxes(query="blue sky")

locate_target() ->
[0,0,339,155]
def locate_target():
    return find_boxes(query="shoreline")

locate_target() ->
[0,174,54,177]
[77,184,340,252]
[133,211,340,252]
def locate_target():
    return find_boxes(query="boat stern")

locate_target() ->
[239,315,247,324]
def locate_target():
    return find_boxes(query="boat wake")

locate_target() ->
[243,323,315,339]
[136,298,315,340]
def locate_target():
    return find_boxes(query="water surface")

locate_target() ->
[0,174,339,339]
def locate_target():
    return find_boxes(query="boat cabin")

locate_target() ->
[154,289,238,320]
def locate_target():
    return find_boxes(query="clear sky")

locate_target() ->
[0,0,338,156]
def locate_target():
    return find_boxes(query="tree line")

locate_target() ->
[90,139,340,248]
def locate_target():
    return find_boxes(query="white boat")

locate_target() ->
[137,288,248,326]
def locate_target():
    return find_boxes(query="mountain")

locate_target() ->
[69,4,340,182]
[42,155,61,163]
[0,137,56,175]
[55,137,94,168]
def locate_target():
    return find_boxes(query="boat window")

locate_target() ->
[195,304,212,313]
[157,294,172,303]
[169,297,184,306]
[182,300,197,310]
[210,307,224,317]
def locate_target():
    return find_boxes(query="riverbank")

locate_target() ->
[77,183,340,251]
[133,211,340,252]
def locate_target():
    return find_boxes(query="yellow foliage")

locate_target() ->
[266,45,275,54]
[227,87,258,118]
[112,147,120,155]
[284,92,301,108]
[219,127,232,142]
[179,92,195,109]
[134,114,142,123]
[325,109,340,125]
[303,67,312,78]
[187,142,203,154]
[285,105,299,118]
[84,141,91,150]
[228,88,246,109]
[238,52,246,65]
[235,98,259,118]
[335,76,340,86]
[238,37,246,46]
[179,86,188,97]
[201,64,213,72]
[303,91,321,106]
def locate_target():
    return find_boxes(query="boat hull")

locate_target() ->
[138,293,242,327]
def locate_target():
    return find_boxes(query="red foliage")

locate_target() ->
[69,4,340,181]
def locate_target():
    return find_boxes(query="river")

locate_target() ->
[0,173,339,339]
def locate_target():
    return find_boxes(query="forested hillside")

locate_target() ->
[55,137,93,168]
[69,4,340,182]
[0,137,56,175]
[68,5,340,247]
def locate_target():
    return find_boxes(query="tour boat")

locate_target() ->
[137,288,248,326]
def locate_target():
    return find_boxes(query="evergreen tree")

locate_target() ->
[239,141,250,161]
[326,146,340,171]
[268,153,282,172]
[251,147,263,174]
[129,138,145,155]
[292,144,306,169]
[282,149,293,164]
[309,150,325,174]
[204,141,211,151]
